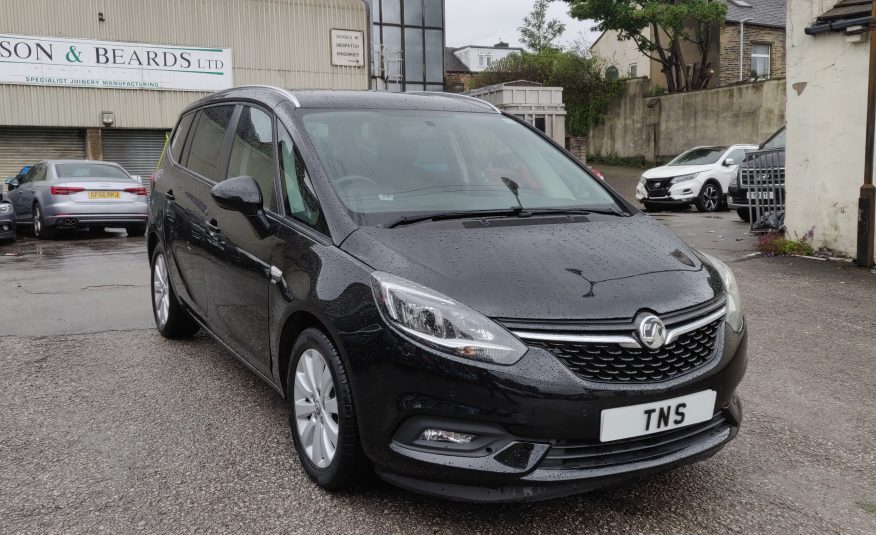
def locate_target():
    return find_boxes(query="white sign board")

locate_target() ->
[0,34,233,92]
[331,29,365,67]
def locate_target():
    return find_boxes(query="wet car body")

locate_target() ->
[148,87,747,502]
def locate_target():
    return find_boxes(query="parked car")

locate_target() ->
[5,160,149,239]
[148,87,747,503]
[636,145,758,212]
[728,127,786,222]
[0,195,14,244]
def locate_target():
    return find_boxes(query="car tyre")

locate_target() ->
[287,328,366,490]
[32,204,56,239]
[126,224,147,237]
[736,208,752,222]
[642,202,662,213]
[695,182,721,212]
[150,244,200,338]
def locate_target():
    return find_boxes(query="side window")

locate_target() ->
[227,106,277,211]
[18,167,36,184]
[186,105,235,181]
[31,164,47,183]
[279,127,325,231]
[171,111,196,164]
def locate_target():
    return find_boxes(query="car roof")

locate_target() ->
[41,160,124,165]
[187,86,501,115]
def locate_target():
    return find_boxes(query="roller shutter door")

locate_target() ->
[101,129,169,190]
[0,128,85,179]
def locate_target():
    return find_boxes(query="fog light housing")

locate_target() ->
[1,224,9,231]
[419,428,477,444]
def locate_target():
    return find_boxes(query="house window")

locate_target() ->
[751,44,771,80]
[628,64,637,77]
[605,66,619,80]
[478,51,493,68]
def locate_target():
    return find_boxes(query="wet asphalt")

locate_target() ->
[0,166,874,534]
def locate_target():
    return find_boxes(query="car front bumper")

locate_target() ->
[0,216,14,240]
[636,182,698,205]
[342,316,748,502]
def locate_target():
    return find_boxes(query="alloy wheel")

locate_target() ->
[33,206,41,236]
[152,254,170,328]
[702,185,719,211]
[293,348,339,469]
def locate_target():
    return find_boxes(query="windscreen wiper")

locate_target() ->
[382,208,527,229]
[527,206,630,217]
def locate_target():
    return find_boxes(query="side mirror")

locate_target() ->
[211,175,271,237]
[6,178,18,191]
[723,158,735,167]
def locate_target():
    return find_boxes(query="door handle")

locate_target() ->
[165,189,175,201]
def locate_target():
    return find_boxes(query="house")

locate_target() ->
[589,0,786,89]
[444,41,523,93]
[785,0,875,261]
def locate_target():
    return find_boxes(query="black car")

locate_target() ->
[148,87,747,502]
[728,127,785,222]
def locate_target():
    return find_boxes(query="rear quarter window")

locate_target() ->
[170,111,196,164]
[186,105,235,181]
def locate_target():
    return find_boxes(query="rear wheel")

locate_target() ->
[695,182,721,212]
[32,204,56,239]
[151,244,200,338]
[736,208,752,222]
[126,224,147,237]
[287,328,366,490]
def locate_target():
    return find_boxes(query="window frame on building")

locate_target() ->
[751,43,772,80]
[628,63,638,78]
[369,0,445,91]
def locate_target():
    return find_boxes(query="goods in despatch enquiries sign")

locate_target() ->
[0,34,233,92]
[330,29,365,67]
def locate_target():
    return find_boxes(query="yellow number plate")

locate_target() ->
[88,191,121,199]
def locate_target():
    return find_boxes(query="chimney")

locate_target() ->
[494,40,509,48]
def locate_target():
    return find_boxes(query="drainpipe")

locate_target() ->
[739,18,752,82]
[858,4,876,267]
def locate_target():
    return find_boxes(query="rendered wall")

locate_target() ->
[784,0,870,255]
[588,77,785,163]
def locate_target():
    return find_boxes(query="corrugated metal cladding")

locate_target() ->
[0,129,85,178]
[0,0,370,130]
[101,130,170,183]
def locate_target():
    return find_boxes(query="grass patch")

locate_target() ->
[588,153,650,168]
[756,229,816,257]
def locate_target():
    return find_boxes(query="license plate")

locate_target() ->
[600,390,717,442]
[747,191,774,200]
[88,191,121,199]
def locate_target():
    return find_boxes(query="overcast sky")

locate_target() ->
[444,0,599,49]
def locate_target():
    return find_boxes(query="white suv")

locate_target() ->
[636,145,758,212]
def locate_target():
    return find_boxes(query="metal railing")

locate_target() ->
[741,148,785,232]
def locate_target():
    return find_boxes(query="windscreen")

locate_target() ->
[300,110,618,226]
[55,163,130,180]
[667,147,727,166]
[761,128,785,150]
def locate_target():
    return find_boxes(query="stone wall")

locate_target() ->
[719,23,786,86]
[566,137,587,163]
[588,77,785,163]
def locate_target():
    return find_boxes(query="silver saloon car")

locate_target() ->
[5,160,149,238]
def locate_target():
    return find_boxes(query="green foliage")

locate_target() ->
[649,85,667,96]
[519,0,567,52]
[472,49,623,136]
[756,231,816,257]
[565,0,728,92]
[588,153,649,168]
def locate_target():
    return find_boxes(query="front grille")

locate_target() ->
[541,412,731,470]
[529,318,722,383]
[739,168,785,187]
[645,179,670,197]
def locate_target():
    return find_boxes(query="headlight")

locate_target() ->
[0,204,9,214]
[700,253,743,332]
[671,173,699,184]
[371,272,528,365]
[639,176,646,185]
[730,168,740,188]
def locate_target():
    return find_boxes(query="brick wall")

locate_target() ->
[566,136,587,163]
[719,23,786,86]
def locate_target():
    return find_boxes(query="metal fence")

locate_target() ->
[740,148,785,232]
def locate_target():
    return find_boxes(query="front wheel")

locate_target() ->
[32,204,56,239]
[695,182,721,212]
[736,208,752,222]
[151,244,200,338]
[288,328,366,490]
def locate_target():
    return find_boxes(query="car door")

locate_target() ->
[205,104,279,376]
[13,164,43,221]
[167,104,237,322]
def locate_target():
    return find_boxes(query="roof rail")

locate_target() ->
[232,85,302,108]
[406,91,501,113]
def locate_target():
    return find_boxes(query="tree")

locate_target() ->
[472,50,622,136]
[519,0,567,52]
[566,0,728,93]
